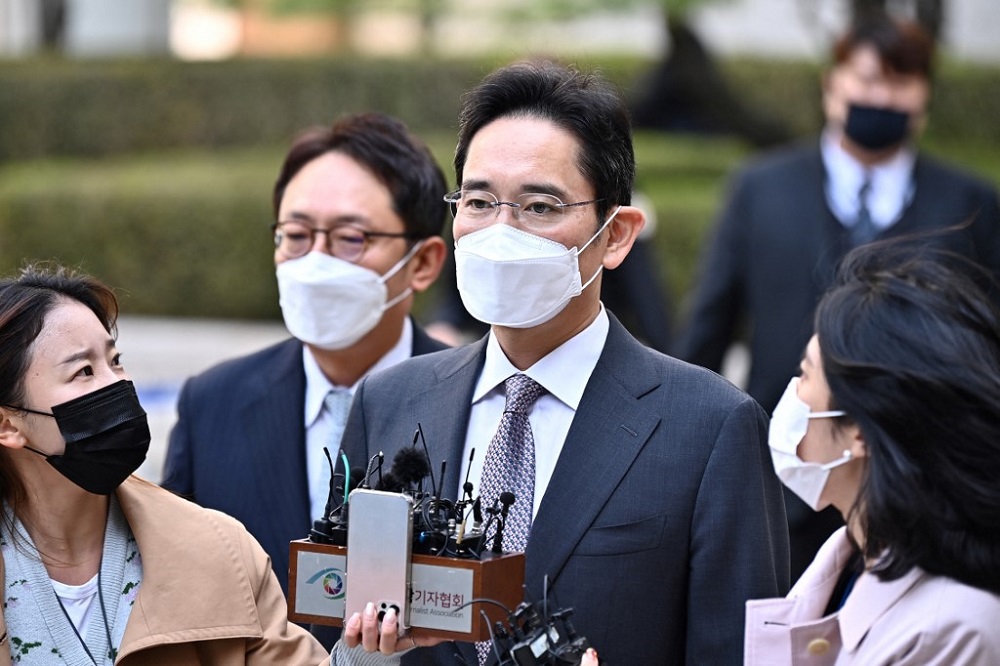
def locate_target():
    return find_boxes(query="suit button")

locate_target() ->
[807,638,831,655]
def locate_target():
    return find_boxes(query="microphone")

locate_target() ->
[413,423,438,499]
[435,459,447,507]
[362,451,384,489]
[321,447,338,520]
[456,449,476,546]
[376,447,431,492]
[472,497,483,527]
[347,466,366,494]
[491,492,516,554]
[310,449,351,545]
[461,447,475,502]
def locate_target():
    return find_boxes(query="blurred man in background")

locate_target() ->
[676,13,1000,582]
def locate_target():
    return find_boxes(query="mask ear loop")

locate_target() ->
[820,449,853,471]
[380,239,426,310]
[577,205,624,292]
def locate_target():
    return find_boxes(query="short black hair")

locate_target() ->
[833,14,935,80]
[273,112,447,239]
[454,59,635,223]
[815,240,1000,594]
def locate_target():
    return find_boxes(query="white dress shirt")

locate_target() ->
[303,318,413,521]
[459,306,610,517]
[821,131,916,232]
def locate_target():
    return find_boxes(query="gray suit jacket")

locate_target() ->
[340,314,789,665]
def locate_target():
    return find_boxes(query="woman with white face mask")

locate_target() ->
[747,243,1000,664]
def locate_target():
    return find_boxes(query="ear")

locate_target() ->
[0,408,29,451]
[848,426,868,461]
[820,68,832,96]
[602,205,645,271]
[406,236,447,293]
[820,68,840,126]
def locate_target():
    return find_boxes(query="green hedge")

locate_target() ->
[1,56,998,321]
[2,56,998,161]
[0,58,487,161]
[0,148,283,317]
[0,133,748,319]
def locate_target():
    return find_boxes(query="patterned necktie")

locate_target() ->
[315,388,353,520]
[476,374,546,665]
[851,176,876,247]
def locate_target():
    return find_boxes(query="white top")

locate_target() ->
[303,318,414,520]
[459,306,610,517]
[821,131,916,232]
[51,573,99,636]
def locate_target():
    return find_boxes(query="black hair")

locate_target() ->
[833,13,935,81]
[0,262,119,513]
[454,59,634,223]
[273,112,447,240]
[815,240,1000,594]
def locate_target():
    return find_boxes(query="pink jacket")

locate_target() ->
[745,527,1000,665]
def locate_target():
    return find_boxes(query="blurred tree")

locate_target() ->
[40,0,67,52]
[851,0,944,39]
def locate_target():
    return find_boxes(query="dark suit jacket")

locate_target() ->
[676,141,1000,416]
[340,314,790,665]
[161,321,448,595]
[674,142,1000,582]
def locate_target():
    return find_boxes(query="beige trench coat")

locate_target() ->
[0,476,331,665]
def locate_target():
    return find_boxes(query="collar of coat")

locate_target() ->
[788,527,926,652]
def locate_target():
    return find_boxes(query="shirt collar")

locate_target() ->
[821,131,916,226]
[472,305,609,409]
[303,317,414,427]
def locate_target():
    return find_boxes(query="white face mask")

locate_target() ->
[276,243,421,350]
[454,206,622,328]
[768,377,852,511]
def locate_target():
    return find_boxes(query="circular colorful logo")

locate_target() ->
[307,567,346,600]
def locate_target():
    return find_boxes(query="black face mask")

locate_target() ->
[17,380,150,495]
[844,103,911,151]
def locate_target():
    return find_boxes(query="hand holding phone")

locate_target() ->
[344,489,414,635]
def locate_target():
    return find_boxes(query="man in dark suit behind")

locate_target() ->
[675,14,1000,583]
[161,113,449,602]
[338,60,789,665]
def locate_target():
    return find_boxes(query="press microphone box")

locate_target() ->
[288,539,525,641]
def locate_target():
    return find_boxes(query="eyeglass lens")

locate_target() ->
[274,222,367,262]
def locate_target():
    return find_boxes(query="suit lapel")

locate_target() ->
[398,339,486,498]
[806,147,850,291]
[525,319,662,588]
[242,340,310,527]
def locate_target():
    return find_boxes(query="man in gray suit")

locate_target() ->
[339,61,789,665]
[162,113,449,604]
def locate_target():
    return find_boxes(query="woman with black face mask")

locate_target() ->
[0,263,330,665]
[746,241,1000,664]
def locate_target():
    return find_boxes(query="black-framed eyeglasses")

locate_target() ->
[272,221,418,263]
[443,189,605,231]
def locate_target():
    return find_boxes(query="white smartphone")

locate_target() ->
[344,489,414,634]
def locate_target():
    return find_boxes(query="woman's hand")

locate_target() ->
[342,602,444,655]
[581,647,599,665]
